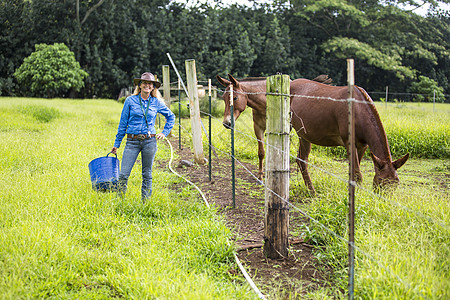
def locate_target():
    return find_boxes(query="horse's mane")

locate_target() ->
[356,86,392,158]
[237,75,333,85]
[237,77,266,82]
[311,74,333,85]
[356,86,375,107]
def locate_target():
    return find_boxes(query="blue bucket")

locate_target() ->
[88,152,120,192]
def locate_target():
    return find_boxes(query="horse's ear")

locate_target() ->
[228,74,240,88]
[216,75,230,87]
[393,153,409,170]
[370,152,383,170]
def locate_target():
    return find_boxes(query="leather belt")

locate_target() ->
[127,133,155,140]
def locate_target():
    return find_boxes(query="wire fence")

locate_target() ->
[176,119,432,299]
[166,81,448,298]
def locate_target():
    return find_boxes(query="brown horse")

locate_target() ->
[216,74,409,194]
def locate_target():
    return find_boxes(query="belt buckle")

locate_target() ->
[136,134,146,140]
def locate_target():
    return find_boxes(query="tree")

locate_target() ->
[277,0,450,94]
[260,17,291,75]
[0,0,33,96]
[14,43,88,98]
[1,0,449,98]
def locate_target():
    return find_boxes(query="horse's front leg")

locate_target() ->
[346,143,366,184]
[355,145,368,183]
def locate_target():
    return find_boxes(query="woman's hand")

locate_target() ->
[111,147,118,154]
[156,133,166,140]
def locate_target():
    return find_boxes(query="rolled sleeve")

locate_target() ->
[114,98,131,148]
[158,99,175,136]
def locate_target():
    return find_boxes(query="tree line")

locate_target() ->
[1,0,449,101]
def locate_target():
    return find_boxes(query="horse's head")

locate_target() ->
[216,74,249,129]
[370,152,409,190]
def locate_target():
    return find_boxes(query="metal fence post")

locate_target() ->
[230,85,236,208]
[347,58,356,300]
[208,79,212,181]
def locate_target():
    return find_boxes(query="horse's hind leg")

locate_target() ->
[254,122,265,181]
[257,139,264,181]
[296,138,316,194]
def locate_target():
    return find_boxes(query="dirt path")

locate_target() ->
[162,137,331,297]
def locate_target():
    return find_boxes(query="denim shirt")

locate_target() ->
[114,94,175,148]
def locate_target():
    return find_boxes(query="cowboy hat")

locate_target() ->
[133,72,161,88]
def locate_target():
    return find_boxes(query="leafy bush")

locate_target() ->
[411,76,445,103]
[171,100,190,118]
[118,96,126,104]
[199,96,225,118]
[13,43,88,98]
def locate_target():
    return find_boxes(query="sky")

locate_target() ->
[403,2,450,15]
[177,0,450,16]
[177,0,267,8]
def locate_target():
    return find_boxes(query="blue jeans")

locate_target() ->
[117,137,157,201]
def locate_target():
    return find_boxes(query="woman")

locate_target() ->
[111,72,175,202]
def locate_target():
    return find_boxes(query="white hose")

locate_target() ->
[165,137,210,209]
[164,137,266,299]
[233,253,267,299]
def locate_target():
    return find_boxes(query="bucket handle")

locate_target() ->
[106,152,118,158]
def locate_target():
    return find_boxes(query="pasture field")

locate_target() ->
[0,97,255,299]
[1,97,448,299]
[181,100,449,299]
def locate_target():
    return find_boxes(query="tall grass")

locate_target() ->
[297,163,450,298]
[0,97,254,299]
[378,102,450,158]
[289,105,449,298]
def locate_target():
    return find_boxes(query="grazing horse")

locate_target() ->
[216,74,409,194]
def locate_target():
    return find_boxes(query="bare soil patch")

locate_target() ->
[160,137,332,297]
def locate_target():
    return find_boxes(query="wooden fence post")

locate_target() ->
[162,65,171,107]
[185,59,205,164]
[264,74,290,259]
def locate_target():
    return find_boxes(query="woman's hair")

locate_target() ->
[132,84,161,98]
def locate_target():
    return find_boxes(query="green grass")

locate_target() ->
[292,164,449,298]
[1,98,449,299]
[0,97,254,299]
